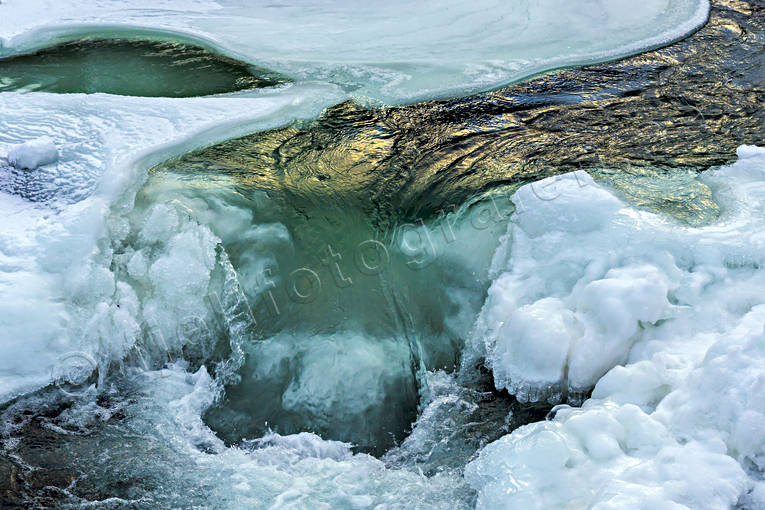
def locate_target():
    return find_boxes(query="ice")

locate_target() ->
[470,172,678,403]
[6,136,58,170]
[466,146,765,508]
[512,170,624,236]
[0,84,343,206]
[0,83,343,403]
[0,0,709,104]
[465,404,748,510]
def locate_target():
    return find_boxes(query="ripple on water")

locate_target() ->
[0,38,288,97]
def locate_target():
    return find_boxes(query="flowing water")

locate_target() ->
[3,0,765,509]
[132,163,509,455]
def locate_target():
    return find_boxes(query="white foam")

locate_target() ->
[466,146,765,508]
[91,364,474,509]
[0,0,709,104]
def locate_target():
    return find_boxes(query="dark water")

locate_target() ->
[0,39,287,97]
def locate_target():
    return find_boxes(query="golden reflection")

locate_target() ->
[154,0,762,224]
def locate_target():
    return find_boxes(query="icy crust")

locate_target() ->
[465,404,748,510]
[471,170,675,403]
[0,0,710,104]
[466,146,765,508]
[0,84,343,404]
[0,84,342,207]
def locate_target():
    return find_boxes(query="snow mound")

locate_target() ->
[7,136,58,169]
[466,146,765,509]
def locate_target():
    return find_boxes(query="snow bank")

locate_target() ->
[7,136,58,169]
[466,146,765,508]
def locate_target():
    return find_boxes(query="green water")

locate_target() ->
[126,160,508,454]
[0,39,287,97]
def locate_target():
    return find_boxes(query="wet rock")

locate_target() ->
[0,455,25,509]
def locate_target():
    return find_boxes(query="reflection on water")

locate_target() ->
[0,39,287,97]
[159,0,761,223]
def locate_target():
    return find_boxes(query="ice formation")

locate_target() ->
[0,0,709,104]
[4,0,764,507]
[6,136,58,170]
[0,83,343,403]
[466,146,765,509]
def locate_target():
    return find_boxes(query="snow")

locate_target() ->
[466,146,765,509]
[7,136,58,169]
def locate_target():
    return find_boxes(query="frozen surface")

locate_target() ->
[0,0,709,104]
[7,136,58,170]
[466,146,765,508]
[0,83,343,403]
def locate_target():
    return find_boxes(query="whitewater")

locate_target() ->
[5,0,765,508]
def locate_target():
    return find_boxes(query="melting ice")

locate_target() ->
[466,146,765,509]
[0,0,710,103]
[5,0,765,508]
